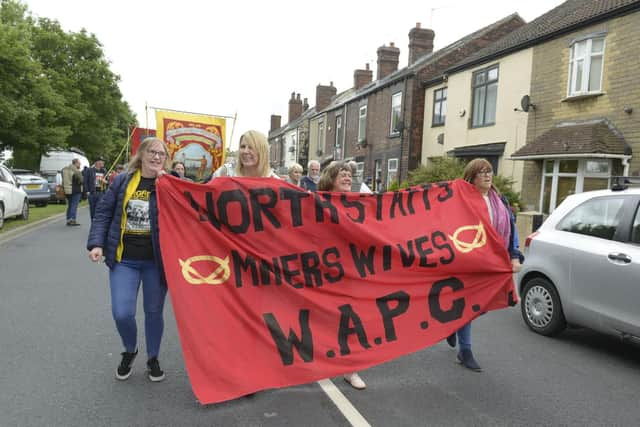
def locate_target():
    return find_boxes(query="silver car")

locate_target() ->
[517,179,640,341]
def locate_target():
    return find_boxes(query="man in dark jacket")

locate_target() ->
[83,158,107,220]
[300,160,321,192]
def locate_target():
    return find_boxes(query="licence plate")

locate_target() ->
[26,184,41,189]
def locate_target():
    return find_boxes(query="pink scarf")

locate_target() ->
[488,189,510,248]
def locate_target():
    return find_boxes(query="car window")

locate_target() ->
[558,196,625,240]
[0,166,7,183]
[0,166,14,184]
[632,205,640,244]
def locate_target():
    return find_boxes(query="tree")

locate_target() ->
[0,0,135,169]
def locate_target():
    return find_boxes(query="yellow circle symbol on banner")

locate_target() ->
[449,223,487,253]
[179,255,230,285]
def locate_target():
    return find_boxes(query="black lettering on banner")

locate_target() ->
[432,231,455,264]
[184,191,208,224]
[337,305,372,355]
[322,247,344,283]
[263,310,314,366]
[376,291,410,342]
[259,257,283,285]
[349,243,376,278]
[429,277,465,323]
[415,236,437,267]
[375,193,384,220]
[232,250,259,287]
[280,188,310,227]
[204,192,222,230]
[382,245,392,271]
[218,190,249,233]
[397,240,416,267]
[390,191,407,219]
[340,194,365,223]
[420,184,432,211]
[249,188,281,231]
[405,189,416,215]
[314,194,339,224]
[281,254,303,289]
[436,182,453,202]
[300,251,322,287]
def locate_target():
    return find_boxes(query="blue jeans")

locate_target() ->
[109,259,167,358]
[457,322,472,351]
[88,192,104,220]
[65,193,82,221]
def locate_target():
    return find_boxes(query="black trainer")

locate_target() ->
[147,357,165,382]
[116,349,138,380]
[446,333,457,348]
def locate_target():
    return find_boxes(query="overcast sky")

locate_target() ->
[23,0,564,150]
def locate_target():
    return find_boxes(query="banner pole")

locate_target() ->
[149,105,235,120]
[229,111,238,149]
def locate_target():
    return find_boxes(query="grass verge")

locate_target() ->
[0,201,87,234]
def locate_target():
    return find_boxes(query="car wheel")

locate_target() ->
[20,199,29,220]
[0,204,4,229]
[521,277,566,336]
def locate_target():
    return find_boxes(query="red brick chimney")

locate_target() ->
[354,63,373,90]
[316,82,337,111]
[303,97,309,111]
[270,114,281,132]
[408,22,435,65]
[377,42,400,80]
[288,92,304,123]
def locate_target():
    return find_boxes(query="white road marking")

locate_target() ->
[317,379,371,427]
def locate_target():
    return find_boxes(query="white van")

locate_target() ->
[40,150,90,174]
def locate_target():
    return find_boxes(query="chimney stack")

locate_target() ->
[288,92,304,123]
[303,97,309,111]
[315,82,337,111]
[377,42,400,80]
[270,114,281,132]
[354,63,373,90]
[408,22,435,65]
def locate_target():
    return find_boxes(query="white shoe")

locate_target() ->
[344,372,366,390]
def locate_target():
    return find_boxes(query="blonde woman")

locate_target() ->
[87,137,170,382]
[213,130,280,178]
[286,163,303,186]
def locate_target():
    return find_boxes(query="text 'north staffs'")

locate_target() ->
[183,183,454,234]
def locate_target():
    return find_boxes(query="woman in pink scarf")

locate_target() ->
[446,158,523,372]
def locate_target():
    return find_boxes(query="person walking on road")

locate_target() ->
[87,137,170,382]
[83,157,108,221]
[61,158,84,226]
[318,161,368,390]
[445,158,523,372]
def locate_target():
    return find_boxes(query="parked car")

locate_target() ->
[11,169,50,207]
[42,171,65,204]
[0,164,29,229]
[517,178,640,342]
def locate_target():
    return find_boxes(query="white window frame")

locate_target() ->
[387,158,398,189]
[318,121,325,155]
[539,158,611,213]
[567,36,605,97]
[390,92,402,135]
[358,105,367,142]
[335,115,342,148]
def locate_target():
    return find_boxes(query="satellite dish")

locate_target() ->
[520,95,535,112]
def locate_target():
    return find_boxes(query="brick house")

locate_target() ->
[268,93,313,174]
[436,0,640,213]
[317,17,525,192]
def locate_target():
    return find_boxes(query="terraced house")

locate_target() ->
[423,0,640,213]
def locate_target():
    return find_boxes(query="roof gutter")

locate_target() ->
[446,2,640,75]
[510,153,632,161]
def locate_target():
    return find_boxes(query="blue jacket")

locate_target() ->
[86,172,166,285]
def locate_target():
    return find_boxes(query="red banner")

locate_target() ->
[157,177,517,404]
[130,127,156,156]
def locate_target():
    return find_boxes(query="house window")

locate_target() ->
[540,159,611,213]
[335,116,342,148]
[387,158,398,189]
[568,37,605,96]
[432,87,447,126]
[471,65,498,127]
[358,106,367,142]
[390,92,402,135]
[317,121,325,155]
